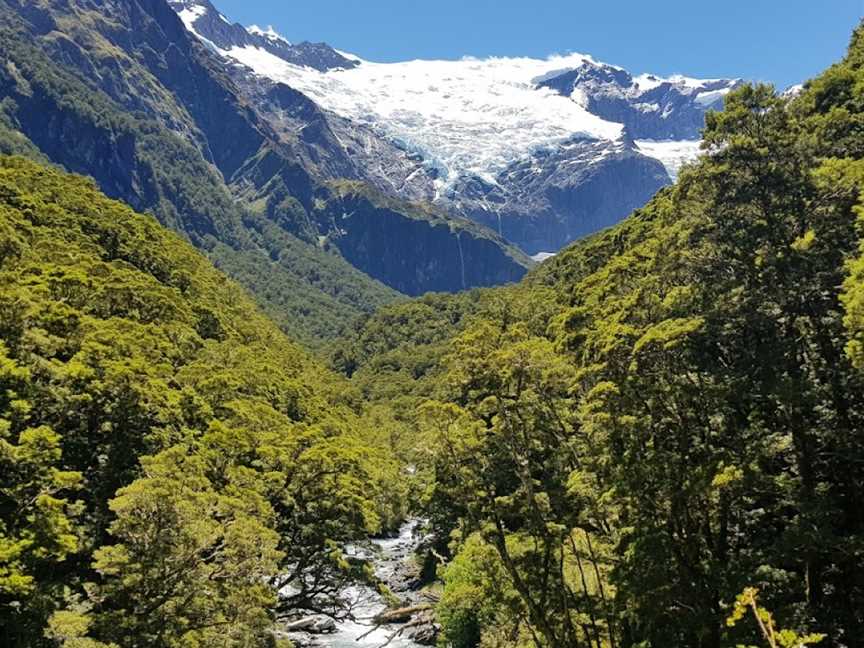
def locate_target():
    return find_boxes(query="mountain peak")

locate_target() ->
[248,24,291,45]
[537,63,742,141]
[166,0,358,72]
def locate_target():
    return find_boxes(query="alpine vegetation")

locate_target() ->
[1,1,863,648]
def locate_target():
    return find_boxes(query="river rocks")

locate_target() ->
[386,557,424,595]
[367,523,440,645]
[290,520,437,647]
[372,525,440,645]
[277,615,338,648]
[283,615,337,633]
[400,609,440,646]
[273,630,324,648]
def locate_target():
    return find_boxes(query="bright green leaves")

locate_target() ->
[0,156,409,646]
[45,608,118,648]
[703,84,789,153]
[0,341,29,420]
[0,340,82,602]
[0,423,82,631]
[790,229,817,252]
[819,158,864,367]
[437,534,521,648]
[86,446,281,647]
[844,249,864,368]
[711,463,744,490]
[727,588,826,648]
[632,316,705,354]
[422,316,621,647]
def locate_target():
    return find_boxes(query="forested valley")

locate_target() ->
[3,6,864,648]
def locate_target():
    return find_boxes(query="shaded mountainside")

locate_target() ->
[0,0,529,346]
[313,182,531,295]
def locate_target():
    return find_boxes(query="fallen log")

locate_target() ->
[357,608,440,648]
[372,603,432,625]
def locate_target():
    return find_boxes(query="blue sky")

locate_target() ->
[213,0,863,88]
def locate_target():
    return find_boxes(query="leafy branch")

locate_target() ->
[726,588,825,648]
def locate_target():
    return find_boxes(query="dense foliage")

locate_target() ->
[5,4,864,648]
[0,156,407,647]
[338,25,864,648]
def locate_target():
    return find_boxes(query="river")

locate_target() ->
[296,520,429,648]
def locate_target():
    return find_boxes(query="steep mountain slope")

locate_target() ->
[169,0,360,72]
[174,0,739,254]
[0,0,530,346]
[538,63,740,140]
[313,181,528,294]
[0,154,407,647]
[0,20,394,346]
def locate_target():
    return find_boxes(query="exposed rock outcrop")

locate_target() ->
[538,62,742,140]
[314,185,531,295]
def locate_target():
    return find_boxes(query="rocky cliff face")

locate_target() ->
[232,71,440,204]
[313,185,530,295]
[453,138,669,254]
[167,0,359,72]
[537,62,742,140]
[244,86,667,254]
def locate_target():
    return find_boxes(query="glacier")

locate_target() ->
[634,140,703,180]
[222,46,627,186]
[216,43,736,188]
[171,0,739,191]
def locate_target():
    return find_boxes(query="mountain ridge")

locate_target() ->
[0,0,530,345]
[171,0,740,254]
[168,0,360,72]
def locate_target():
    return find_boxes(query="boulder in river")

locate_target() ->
[283,615,337,634]
[272,630,323,647]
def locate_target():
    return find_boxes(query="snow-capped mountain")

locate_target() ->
[169,0,741,254]
[225,49,624,186]
[167,0,358,72]
[539,64,741,140]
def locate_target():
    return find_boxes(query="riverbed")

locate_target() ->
[316,520,428,648]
